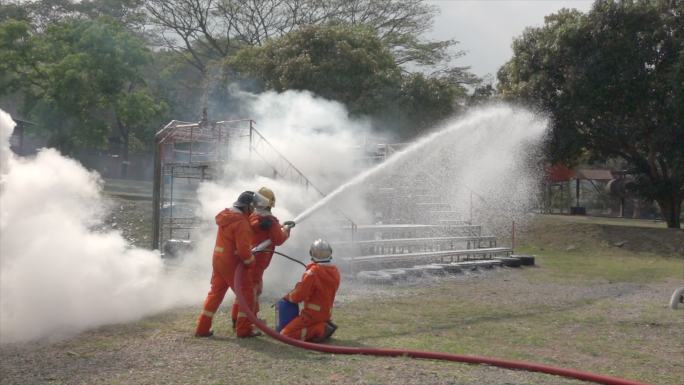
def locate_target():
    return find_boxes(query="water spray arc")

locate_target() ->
[234,264,649,385]
[291,107,542,225]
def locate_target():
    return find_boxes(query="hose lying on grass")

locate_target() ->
[234,264,649,385]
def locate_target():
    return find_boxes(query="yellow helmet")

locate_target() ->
[258,187,275,208]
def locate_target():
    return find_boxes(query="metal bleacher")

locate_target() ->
[327,162,513,275]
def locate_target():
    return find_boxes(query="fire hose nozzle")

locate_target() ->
[251,221,295,254]
[251,239,272,254]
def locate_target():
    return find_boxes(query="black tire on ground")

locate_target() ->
[669,287,684,309]
[356,270,393,285]
[473,260,494,269]
[497,257,522,268]
[413,264,446,276]
[454,262,479,271]
[488,260,504,267]
[515,255,535,266]
[404,267,425,277]
[432,263,463,274]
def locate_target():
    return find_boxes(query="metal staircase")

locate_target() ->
[326,151,513,276]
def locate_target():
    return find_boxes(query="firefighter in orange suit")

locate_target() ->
[195,191,264,338]
[281,239,340,342]
[231,187,292,326]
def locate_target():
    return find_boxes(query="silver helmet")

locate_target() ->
[309,239,332,262]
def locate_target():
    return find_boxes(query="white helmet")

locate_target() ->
[309,239,332,262]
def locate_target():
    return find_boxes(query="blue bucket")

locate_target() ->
[275,299,299,332]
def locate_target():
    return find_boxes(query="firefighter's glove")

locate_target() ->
[259,217,272,230]
[283,221,295,229]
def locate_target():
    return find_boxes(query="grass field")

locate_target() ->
[1,214,682,385]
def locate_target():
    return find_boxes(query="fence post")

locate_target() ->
[511,220,516,252]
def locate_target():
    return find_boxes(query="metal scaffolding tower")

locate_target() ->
[152,117,252,251]
[151,115,354,253]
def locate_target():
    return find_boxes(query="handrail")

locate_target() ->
[249,124,327,197]
[249,122,358,232]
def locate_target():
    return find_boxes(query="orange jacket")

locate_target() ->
[249,212,289,271]
[286,262,340,322]
[212,208,254,279]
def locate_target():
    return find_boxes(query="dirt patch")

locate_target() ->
[100,195,153,249]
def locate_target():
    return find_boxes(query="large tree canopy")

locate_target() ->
[498,0,684,228]
[144,0,478,130]
[0,16,167,173]
[145,0,462,73]
[230,24,466,136]
[230,24,401,116]
[0,0,480,162]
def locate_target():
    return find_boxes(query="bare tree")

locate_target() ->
[146,0,226,73]
[146,0,460,72]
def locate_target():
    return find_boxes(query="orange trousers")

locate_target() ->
[195,268,256,337]
[231,264,265,323]
[280,315,328,341]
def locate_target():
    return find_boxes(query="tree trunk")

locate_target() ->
[116,115,129,179]
[121,134,129,179]
[656,195,682,229]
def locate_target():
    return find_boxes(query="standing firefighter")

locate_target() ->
[195,191,266,338]
[231,187,293,327]
[281,239,340,342]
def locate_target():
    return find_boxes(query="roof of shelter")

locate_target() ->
[575,169,613,180]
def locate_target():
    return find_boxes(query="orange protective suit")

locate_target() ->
[281,262,341,342]
[195,207,257,338]
[231,212,289,322]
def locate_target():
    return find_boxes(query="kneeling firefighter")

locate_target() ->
[231,186,293,327]
[280,239,340,342]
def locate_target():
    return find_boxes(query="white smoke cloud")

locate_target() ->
[368,104,548,238]
[0,110,204,344]
[0,91,378,344]
[0,110,13,175]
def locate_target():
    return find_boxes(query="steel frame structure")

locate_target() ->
[152,118,252,250]
[152,117,357,251]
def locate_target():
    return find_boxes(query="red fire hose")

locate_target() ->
[234,264,650,385]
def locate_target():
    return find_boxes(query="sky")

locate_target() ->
[426,0,594,79]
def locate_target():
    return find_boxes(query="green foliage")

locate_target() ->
[0,16,166,153]
[146,0,455,71]
[467,84,495,106]
[230,24,464,137]
[231,24,401,116]
[0,2,30,22]
[393,72,466,134]
[145,0,474,135]
[498,0,684,228]
[1,0,147,30]
[115,90,168,152]
[0,0,478,156]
